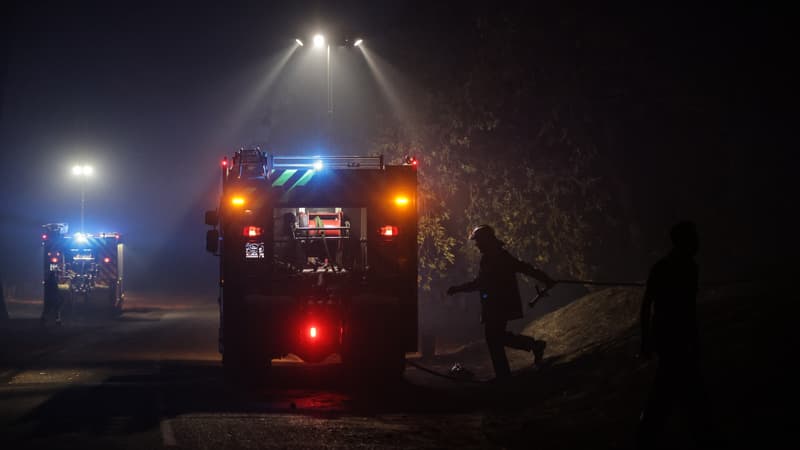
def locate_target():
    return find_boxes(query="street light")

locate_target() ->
[313,34,325,48]
[309,33,335,118]
[71,164,93,233]
[298,32,364,130]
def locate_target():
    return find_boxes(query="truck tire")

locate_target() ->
[341,307,407,380]
[221,307,272,385]
[222,346,272,385]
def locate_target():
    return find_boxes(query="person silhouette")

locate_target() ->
[447,225,555,379]
[40,270,63,326]
[637,221,715,448]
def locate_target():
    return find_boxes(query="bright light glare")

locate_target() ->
[313,34,325,48]
[72,165,94,176]
[295,38,304,46]
[394,196,410,206]
[231,196,245,206]
[354,39,363,47]
[313,160,324,171]
[74,233,88,243]
[310,327,317,338]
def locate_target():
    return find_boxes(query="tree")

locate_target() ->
[371,6,611,294]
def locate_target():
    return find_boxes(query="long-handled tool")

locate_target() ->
[528,284,551,309]
[528,279,646,310]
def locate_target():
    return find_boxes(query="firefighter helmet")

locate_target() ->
[469,225,496,242]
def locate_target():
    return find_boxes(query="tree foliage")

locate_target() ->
[372,7,612,292]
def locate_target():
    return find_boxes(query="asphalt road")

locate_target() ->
[0,294,508,450]
[3,289,788,449]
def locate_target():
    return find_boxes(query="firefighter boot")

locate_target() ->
[532,340,547,365]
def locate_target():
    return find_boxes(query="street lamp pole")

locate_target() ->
[80,177,85,233]
[303,33,363,140]
[72,164,93,233]
[327,43,332,118]
[313,34,333,119]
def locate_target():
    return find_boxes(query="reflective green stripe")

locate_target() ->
[271,169,297,186]
[292,169,315,188]
[280,170,316,202]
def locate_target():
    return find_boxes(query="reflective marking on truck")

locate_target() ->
[289,169,315,189]
[271,169,297,187]
[279,169,316,202]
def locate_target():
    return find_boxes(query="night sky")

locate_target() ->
[0,2,790,298]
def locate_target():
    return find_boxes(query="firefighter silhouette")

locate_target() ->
[447,225,555,379]
[636,221,715,448]
[41,270,64,325]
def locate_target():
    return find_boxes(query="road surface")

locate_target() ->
[0,293,518,449]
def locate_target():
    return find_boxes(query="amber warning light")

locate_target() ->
[394,196,410,207]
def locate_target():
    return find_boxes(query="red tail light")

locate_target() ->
[42,234,48,240]
[103,257,111,263]
[50,257,58,263]
[243,226,262,237]
[380,225,399,237]
[309,327,318,338]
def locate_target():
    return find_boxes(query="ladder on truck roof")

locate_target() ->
[233,148,268,179]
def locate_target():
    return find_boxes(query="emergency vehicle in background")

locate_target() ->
[41,223,125,313]
[204,148,418,377]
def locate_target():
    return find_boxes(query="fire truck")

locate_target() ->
[41,223,125,313]
[204,148,418,377]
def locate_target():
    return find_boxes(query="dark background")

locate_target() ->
[0,2,791,301]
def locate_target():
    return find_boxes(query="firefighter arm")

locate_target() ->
[517,259,556,288]
[446,279,479,295]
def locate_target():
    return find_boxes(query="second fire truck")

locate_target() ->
[41,223,125,313]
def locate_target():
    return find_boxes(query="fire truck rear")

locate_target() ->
[204,148,417,378]
[41,223,125,313]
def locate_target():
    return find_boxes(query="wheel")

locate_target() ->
[222,347,272,386]
[221,310,272,385]
[341,315,407,380]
